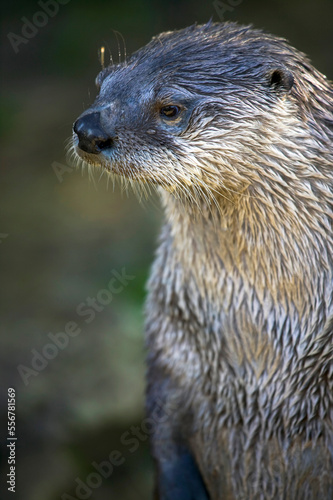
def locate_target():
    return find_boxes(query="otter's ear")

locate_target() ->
[267,66,294,93]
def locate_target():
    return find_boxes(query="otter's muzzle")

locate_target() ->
[73,112,113,154]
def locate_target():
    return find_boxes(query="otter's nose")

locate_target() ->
[73,112,113,154]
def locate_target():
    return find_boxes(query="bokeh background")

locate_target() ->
[1,1,332,499]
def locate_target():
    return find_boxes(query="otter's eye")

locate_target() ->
[160,105,181,119]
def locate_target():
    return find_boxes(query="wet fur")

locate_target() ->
[72,22,333,499]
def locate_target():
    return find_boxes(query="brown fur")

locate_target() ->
[72,22,333,499]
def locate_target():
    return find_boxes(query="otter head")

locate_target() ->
[72,23,312,200]
[72,21,332,211]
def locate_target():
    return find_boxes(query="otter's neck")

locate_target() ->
[159,188,332,326]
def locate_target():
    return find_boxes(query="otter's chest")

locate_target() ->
[146,237,282,383]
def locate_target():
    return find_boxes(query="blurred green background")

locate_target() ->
[1,1,332,499]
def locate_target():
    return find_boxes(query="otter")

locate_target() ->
[71,22,333,500]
